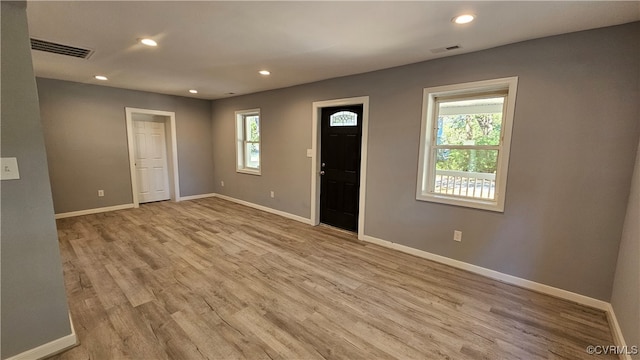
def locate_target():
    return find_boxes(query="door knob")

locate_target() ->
[319,170,325,175]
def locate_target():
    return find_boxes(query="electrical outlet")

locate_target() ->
[221,180,225,187]
[453,230,462,242]
[98,190,105,197]
[270,191,275,198]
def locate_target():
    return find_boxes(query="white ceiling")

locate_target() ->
[26,1,640,100]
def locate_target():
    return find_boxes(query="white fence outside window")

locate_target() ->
[434,169,496,199]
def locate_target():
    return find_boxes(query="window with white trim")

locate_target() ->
[417,77,518,212]
[235,109,261,175]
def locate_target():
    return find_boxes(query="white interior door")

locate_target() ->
[134,119,170,203]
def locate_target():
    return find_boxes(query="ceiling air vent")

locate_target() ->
[30,38,93,59]
[430,44,462,54]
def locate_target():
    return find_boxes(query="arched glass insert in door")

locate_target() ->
[329,111,358,127]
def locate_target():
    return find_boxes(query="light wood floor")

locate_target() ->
[51,197,615,360]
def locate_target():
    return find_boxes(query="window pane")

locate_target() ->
[436,97,503,146]
[330,111,358,127]
[245,142,260,169]
[434,149,498,199]
[245,115,260,142]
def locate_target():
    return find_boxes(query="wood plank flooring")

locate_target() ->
[50,197,616,359]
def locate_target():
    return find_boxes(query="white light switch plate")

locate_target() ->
[1,157,20,180]
[306,149,313,157]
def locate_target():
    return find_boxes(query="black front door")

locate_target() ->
[320,105,363,232]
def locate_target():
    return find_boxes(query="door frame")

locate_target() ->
[311,96,369,239]
[125,107,180,207]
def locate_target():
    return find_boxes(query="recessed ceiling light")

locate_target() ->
[259,70,271,76]
[452,14,475,24]
[140,38,157,47]
[189,89,198,94]
[94,75,108,81]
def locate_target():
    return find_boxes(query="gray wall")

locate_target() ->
[611,139,640,358]
[1,2,72,358]
[211,22,640,301]
[37,78,215,214]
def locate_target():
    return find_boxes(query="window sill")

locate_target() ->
[236,168,261,176]
[416,192,504,212]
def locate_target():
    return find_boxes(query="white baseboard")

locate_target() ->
[213,193,314,225]
[361,234,610,311]
[605,303,633,360]
[179,193,217,201]
[55,204,135,219]
[6,312,77,360]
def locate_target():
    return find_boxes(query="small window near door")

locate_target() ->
[235,109,261,175]
[329,111,358,127]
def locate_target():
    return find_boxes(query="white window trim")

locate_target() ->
[235,108,261,175]
[416,77,518,212]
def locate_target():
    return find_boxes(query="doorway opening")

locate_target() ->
[311,97,369,238]
[125,108,180,207]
